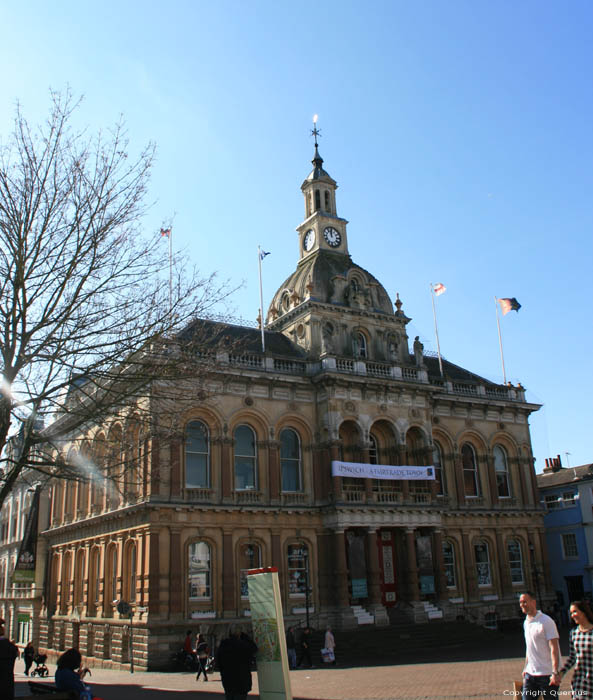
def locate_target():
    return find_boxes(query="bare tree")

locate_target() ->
[0,91,233,508]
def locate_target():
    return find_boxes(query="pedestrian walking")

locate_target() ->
[297,626,313,669]
[324,626,336,665]
[215,624,258,700]
[195,633,210,682]
[0,618,19,700]
[23,640,35,675]
[553,599,593,697]
[286,626,297,670]
[519,591,561,698]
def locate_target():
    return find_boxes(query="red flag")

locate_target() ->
[160,228,171,237]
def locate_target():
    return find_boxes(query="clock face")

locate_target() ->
[324,226,341,247]
[303,229,315,251]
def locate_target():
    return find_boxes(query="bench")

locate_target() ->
[25,680,78,698]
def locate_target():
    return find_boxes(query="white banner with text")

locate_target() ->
[331,460,435,480]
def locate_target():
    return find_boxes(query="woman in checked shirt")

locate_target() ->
[554,599,593,697]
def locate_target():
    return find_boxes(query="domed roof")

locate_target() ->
[268,250,393,322]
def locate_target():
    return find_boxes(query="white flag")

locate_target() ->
[433,283,446,296]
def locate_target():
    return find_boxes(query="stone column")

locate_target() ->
[485,452,498,507]
[432,530,449,601]
[454,450,466,506]
[405,529,420,601]
[221,438,233,502]
[268,440,281,502]
[222,530,236,615]
[333,530,350,607]
[169,528,183,616]
[538,529,554,597]
[512,456,527,507]
[317,530,333,608]
[170,439,181,499]
[147,530,160,615]
[330,443,343,501]
[271,531,284,597]
[149,437,160,497]
[366,529,382,605]
[495,530,512,599]
[462,533,478,601]
[398,445,409,500]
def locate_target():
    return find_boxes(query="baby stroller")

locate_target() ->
[30,653,49,678]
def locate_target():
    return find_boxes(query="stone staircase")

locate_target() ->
[351,604,375,625]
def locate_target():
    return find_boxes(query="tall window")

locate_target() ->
[188,541,211,600]
[287,544,309,596]
[324,190,330,211]
[462,443,480,497]
[185,421,210,488]
[280,429,302,492]
[562,533,578,559]
[354,332,367,358]
[234,425,257,490]
[493,445,511,498]
[433,442,446,495]
[507,539,524,584]
[239,542,261,598]
[314,190,321,211]
[442,541,456,588]
[474,541,492,586]
[74,551,85,606]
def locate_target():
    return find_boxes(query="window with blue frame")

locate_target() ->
[561,533,578,559]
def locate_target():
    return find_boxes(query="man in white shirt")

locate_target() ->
[519,591,560,698]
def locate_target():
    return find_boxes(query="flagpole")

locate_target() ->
[258,246,265,353]
[430,284,444,377]
[169,229,173,317]
[495,296,507,384]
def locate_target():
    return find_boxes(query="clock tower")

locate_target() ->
[297,122,349,260]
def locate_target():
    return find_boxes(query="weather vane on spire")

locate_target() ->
[311,114,321,146]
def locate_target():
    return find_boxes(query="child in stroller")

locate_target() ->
[30,653,49,677]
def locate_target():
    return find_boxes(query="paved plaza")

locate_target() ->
[14,647,576,700]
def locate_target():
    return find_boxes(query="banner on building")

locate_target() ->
[331,461,435,480]
[12,487,40,583]
[247,567,292,700]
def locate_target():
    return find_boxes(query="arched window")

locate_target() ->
[433,442,446,495]
[239,542,261,598]
[188,541,211,600]
[442,541,456,588]
[474,541,492,586]
[507,539,524,584]
[493,445,511,498]
[461,443,480,497]
[126,542,137,602]
[369,435,378,465]
[185,421,210,488]
[61,551,72,612]
[280,428,302,492]
[234,425,257,490]
[324,190,330,211]
[357,332,367,358]
[282,292,291,312]
[314,190,321,211]
[287,543,309,596]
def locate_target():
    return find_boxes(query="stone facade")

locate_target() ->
[30,141,551,670]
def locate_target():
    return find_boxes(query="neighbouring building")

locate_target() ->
[28,136,550,670]
[537,456,593,606]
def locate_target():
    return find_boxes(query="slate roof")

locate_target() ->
[423,355,508,388]
[537,463,593,489]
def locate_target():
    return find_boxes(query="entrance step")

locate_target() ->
[423,601,444,620]
[351,604,375,625]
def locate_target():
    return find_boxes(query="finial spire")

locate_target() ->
[311,114,321,147]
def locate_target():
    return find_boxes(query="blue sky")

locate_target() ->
[1,1,591,471]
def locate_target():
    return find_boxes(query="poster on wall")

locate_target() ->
[247,567,292,700]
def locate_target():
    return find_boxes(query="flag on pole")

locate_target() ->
[433,283,446,296]
[259,249,271,261]
[498,297,521,315]
[160,227,171,237]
